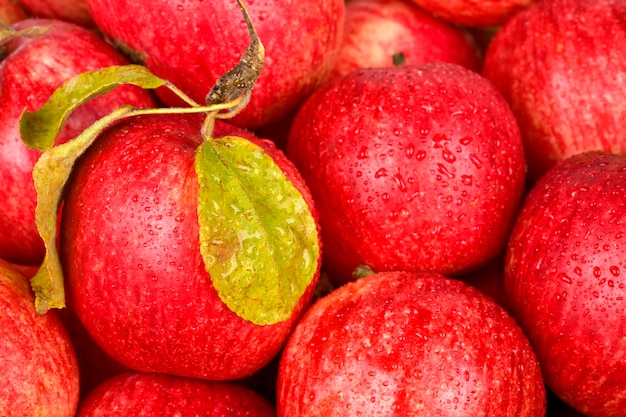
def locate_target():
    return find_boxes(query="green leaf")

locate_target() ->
[31,106,135,314]
[195,136,320,325]
[19,64,169,151]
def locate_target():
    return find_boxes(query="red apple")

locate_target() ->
[17,0,94,27]
[0,258,80,416]
[84,0,345,129]
[408,0,536,27]
[60,115,321,381]
[77,372,276,416]
[0,0,27,24]
[505,151,626,416]
[482,0,626,180]
[287,62,527,286]
[328,0,482,83]
[0,18,157,266]
[277,270,546,416]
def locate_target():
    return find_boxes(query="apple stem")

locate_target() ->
[202,0,265,141]
[0,23,52,46]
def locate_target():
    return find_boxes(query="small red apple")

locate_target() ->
[327,0,482,82]
[0,258,80,416]
[77,372,277,416]
[60,114,321,381]
[505,151,626,416]
[17,0,94,27]
[0,18,157,266]
[408,0,536,27]
[287,62,527,286]
[84,0,345,129]
[482,0,626,180]
[277,270,546,416]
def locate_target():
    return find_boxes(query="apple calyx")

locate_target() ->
[392,52,406,67]
[352,264,376,279]
[19,0,321,326]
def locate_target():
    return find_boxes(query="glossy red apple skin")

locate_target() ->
[17,0,94,27]
[84,0,344,129]
[328,0,482,82]
[482,0,626,181]
[277,271,546,416]
[0,0,27,24]
[505,151,626,416]
[77,372,276,417]
[408,0,535,27]
[287,62,527,286]
[0,258,80,416]
[0,18,157,266]
[60,115,320,381]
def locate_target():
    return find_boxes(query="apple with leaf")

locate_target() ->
[20,0,321,381]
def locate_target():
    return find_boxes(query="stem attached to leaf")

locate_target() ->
[202,0,265,140]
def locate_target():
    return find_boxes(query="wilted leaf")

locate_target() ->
[19,64,168,151]
[30,107,134,314]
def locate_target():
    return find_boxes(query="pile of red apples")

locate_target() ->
[1,0,625,416]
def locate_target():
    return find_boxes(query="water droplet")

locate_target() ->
[258,10,269,20]
[416,150,427,160]
[357,146,369,159]
[460,175,473,186]
[610,266,620,276]
[406,143,415,158]
[593,266,602,278]
[392,172,407,191]
[460,136,473,146]
[442,148,456,163]
[375,168,388,178]
[469,154,483,169]
[559,273,573,284]
[437,163,455,179]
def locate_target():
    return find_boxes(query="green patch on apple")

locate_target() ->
[17,0,320,326]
